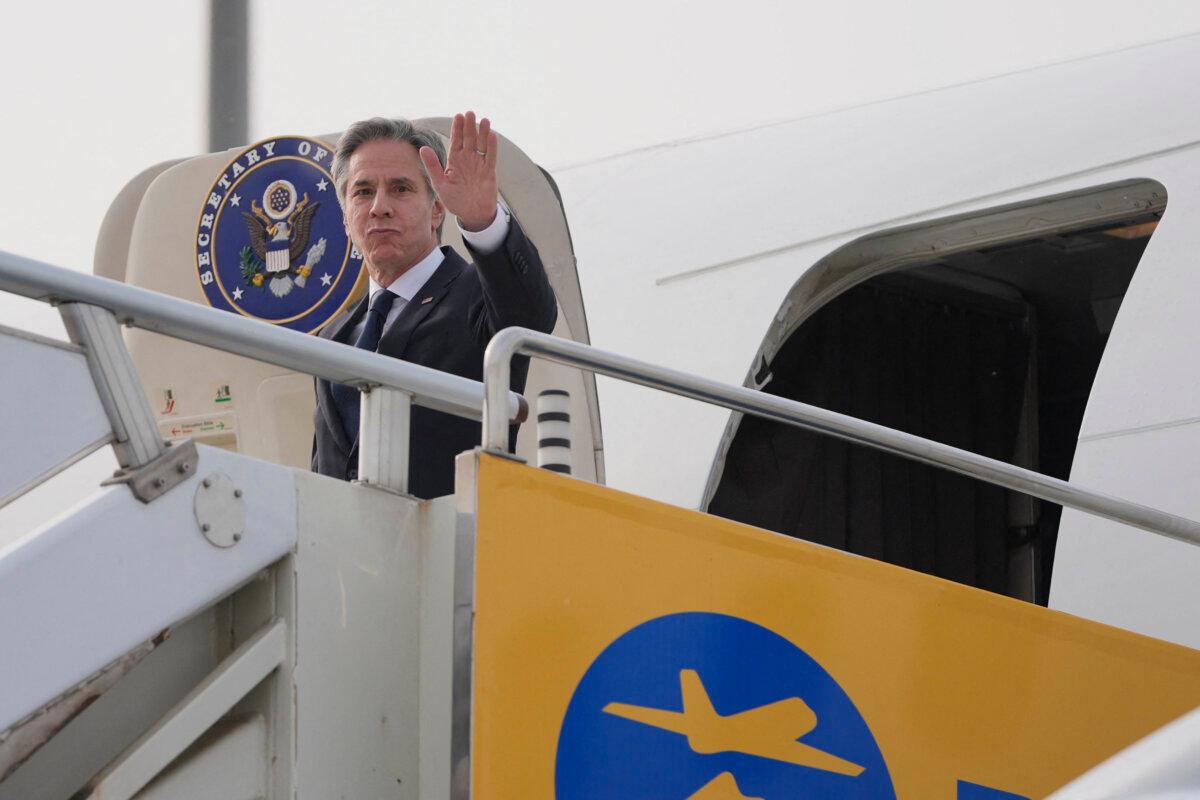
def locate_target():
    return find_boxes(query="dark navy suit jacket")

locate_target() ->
[311,219,557,498]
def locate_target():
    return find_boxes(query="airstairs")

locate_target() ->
[2,250,1200,798]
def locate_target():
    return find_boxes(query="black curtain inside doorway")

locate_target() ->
[708,276,1033,594]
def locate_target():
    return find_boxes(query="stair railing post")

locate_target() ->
[58,302,165,470]
[357,386,412,494]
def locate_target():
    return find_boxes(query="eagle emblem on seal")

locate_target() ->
[195,135,363,333]
[239,178,328,298]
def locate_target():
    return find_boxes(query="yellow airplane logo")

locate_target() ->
[603,669,864,777]
[687,771,763,799]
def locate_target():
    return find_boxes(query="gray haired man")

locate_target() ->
[312,112,557,498]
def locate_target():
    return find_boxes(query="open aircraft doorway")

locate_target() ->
[704,179,1166,605]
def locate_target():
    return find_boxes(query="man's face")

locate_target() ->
[342,138,445,285]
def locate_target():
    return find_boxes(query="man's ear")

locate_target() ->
[432,197,445,235]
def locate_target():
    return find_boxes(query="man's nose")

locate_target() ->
[369,191,392,217]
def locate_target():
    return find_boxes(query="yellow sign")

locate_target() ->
[471,454,1200,798]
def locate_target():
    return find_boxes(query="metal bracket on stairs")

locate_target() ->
[100,440,199,504]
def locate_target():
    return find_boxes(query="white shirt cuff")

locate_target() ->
[458,201,510,254]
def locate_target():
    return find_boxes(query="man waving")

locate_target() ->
[312,111,557,498]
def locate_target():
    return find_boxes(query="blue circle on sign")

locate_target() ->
[194,136,364,333]
[556,612,895,799]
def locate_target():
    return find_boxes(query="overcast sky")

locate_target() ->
[2,0,1200,531]
[4,0,1200,293]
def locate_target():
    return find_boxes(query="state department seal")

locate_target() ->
[194,136,364,333]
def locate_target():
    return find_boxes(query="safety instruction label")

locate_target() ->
[157,412,237,441]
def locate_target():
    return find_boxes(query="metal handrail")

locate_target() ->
[483,327,1200,548]
[0,250,526,424]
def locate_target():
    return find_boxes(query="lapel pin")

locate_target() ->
[420,296,434,305]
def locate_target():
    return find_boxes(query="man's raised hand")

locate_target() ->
[419,111,499,233]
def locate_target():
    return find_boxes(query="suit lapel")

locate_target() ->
[316,293,371,454]
[377,247,465,360]
[325,292,370,345]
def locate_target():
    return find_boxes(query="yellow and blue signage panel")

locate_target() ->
[471,454,1200,798]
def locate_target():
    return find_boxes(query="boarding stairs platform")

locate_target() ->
[1,251,1200,798]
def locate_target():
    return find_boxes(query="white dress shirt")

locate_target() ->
[350,201,511,342]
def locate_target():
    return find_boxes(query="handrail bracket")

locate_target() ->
[100,440,199,503]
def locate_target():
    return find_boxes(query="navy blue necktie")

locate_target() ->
[331,289,398,441]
